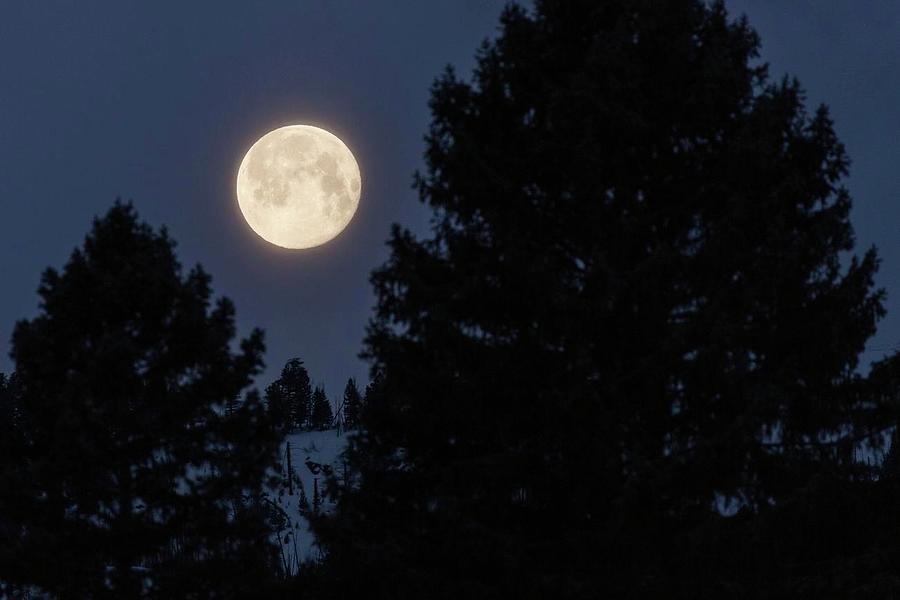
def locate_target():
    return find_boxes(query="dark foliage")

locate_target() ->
[313,1,900,597]
[340,378,363,430]
[310,386,334,431]
[266,358,314,431]
[0,373,22,446]
[0,203,283,597]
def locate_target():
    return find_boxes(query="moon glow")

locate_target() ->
[236,125,361,249]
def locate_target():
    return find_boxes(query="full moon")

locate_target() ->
[236,125,361,249]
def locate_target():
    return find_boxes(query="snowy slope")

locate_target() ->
[266,428,350,571]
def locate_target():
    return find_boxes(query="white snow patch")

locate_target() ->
[266,428,351,571]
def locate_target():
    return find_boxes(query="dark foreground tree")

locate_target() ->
[266,357,313,431]
[0,203,283,597]
[0,373,22,440]
[314,1,896,597]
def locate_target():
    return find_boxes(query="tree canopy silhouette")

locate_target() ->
[314,1,895,597]
[0,203,282,597]
[266,357,313,431]
[341,378,363,430]
[310,385,334,431]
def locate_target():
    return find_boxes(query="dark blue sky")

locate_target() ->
[0,1,507,397]
[1,2,898,398]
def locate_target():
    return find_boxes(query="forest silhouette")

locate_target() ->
[3,0,900,598]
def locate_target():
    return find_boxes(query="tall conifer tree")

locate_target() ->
[315,1,891,596]
[310,386,333,431]
[0,203,282,596]
[266,358,313,430]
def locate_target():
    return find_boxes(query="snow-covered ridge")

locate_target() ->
[265,428,350,572]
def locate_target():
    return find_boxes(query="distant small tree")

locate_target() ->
[341,378,363,430]
[310,386,334,430]
[285,359,313,429]
[266,358,313,430]
[265,381,291,431]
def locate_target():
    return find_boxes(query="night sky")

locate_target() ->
[1,1,898,399]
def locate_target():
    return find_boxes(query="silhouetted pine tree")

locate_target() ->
[266,358,313,431]
[310,386,333,431]
[313,1,893,597]
[341,378,363,430]
[0,203,283,597]
[264,379,291,432]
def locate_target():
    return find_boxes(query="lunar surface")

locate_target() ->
[236,125,361,249]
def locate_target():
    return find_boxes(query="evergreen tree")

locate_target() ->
[315,1,890,597]
[0,203,283,597]
[310,386,333,431]
[266,358,313,431]
[264,379,291,431]
[286,359,313,429]
[341,377,363,430]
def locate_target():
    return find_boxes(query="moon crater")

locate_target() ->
[237,125,361,249]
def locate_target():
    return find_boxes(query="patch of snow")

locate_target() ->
[266,428,351,571]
